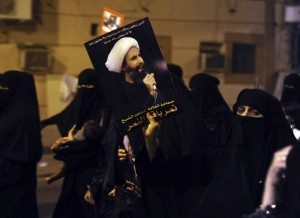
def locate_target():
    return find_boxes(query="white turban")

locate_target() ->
[105,37,140,73]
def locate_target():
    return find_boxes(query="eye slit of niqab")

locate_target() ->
[77,84,95,89]
[236,105,264,118]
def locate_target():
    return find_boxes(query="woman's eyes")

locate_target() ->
[237,107,245,112]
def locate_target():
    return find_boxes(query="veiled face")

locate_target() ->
[77,84,94,89]
[123,47,144,72]
[237,105,264,118]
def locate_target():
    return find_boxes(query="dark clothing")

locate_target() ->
[101,117,147,218]
[280,73,300,129]
[283,102,300,130]
[195,135,253,218]
[40,100,77,137]
[196,89,297,218]
[0,71,42,162]
[232,89,297,207]
[53,107,109,218]
[0,71,42,218]
[244,144,300,218]
[106,68,208,218]
[41,68,105,136]
[0,158,38,218]
[53,167,101,218]
[189,73,232,173]
[280,73,300,104]
[53,69,109,218]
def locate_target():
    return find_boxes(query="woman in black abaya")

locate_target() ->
[196,89,297,218]
[189,73,232,173]
[52,69,110,218]
[41,69,103,137]
[233,89,297,207]
[0,71,43,218]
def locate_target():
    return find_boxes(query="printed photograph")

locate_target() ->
[85,17,180,132]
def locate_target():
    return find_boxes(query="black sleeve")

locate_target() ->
[41,112,63,128]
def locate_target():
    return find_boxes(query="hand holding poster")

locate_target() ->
[85,17,179,133]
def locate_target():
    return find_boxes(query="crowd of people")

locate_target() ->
[0,36,300,218]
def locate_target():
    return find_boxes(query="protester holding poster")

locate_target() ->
[85,17,209,218]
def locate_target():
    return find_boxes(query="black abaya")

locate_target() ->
[0,71,42,218]
[195,89,297,218]
[52,69,110,218]
[41,68,105,136]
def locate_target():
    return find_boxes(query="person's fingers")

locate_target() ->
[108,188,116,197]
[84,192,94,205]
[118,149,127,160]
[118,149,127,156]
[118,148,126,153]
[278,145,293,155]
[146,113,155,123]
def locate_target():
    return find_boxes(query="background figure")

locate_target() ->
[41,69,94,137]
[280,73,300,130]
[167,63,185,86]
[189,73,232,173]
[52,69,110,218]
[280,73,300,104]
[0,71,43,218]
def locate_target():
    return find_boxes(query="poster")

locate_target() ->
[99,7,125,35]
[85,17,179,132]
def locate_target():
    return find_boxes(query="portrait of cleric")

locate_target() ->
[85,18,180,132]
[102,13,120,33]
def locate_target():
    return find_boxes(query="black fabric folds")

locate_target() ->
[281,73,300,104]
[196,89,297,218]
[0,74,11,113]
[0,71,42,163]
[232,89,297,206]
[189,73,232,173]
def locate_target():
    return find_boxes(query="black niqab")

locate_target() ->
[232,89,297,206]
[73,68,105,131]
[41,68,105,136]
[0,70,42,162]
[189,73,230,119]
[189,73,231,143]
[196,89,297,218]
[281,73,300,104]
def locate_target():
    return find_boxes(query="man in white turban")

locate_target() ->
[105,37,157,96]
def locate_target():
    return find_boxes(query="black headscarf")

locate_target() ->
[167,64,183,79]
[196,89,297,218]
[281,73,300,129]
[41,68,105,136]
[189,73,232,147]
[189,73,230,118]
[232,89,297,206]
[0,71,42,163]
[73,68,105,130]
[281,73,300,104]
